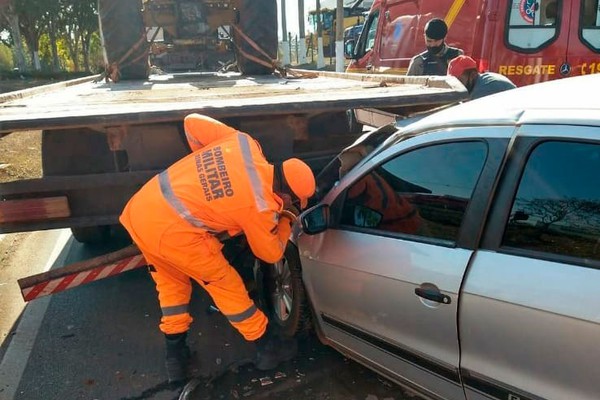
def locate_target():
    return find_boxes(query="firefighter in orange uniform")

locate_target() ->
[119,114,315,383]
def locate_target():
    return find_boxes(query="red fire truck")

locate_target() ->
[345,0,600,86]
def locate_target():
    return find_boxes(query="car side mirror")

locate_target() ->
[344,39,356,59]
[300,204,330,235]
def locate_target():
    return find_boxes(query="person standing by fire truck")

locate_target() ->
[406,18,463,76]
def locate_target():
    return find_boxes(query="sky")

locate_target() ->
[277,0,317,39]
[277,0,370,39]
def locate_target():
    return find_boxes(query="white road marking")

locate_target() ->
[0,229,72,399]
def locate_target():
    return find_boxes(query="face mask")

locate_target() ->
[426,44,444,55]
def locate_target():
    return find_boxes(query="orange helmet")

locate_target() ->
[281,158,316,209]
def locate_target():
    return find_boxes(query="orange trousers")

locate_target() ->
[120,180,268,341]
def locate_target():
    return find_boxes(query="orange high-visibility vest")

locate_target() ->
[132,114,289,264]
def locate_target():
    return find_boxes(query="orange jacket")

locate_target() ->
[125,114,290,264]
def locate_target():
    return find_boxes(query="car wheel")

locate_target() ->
[259,243,312,337]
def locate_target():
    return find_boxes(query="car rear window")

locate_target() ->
[503,141,600,262]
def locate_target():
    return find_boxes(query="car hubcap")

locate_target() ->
[271,257,293,322]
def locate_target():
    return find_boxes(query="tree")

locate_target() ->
[516,197,600,233]
[41,0,61,71]
[59,0,98,72]
[14,0,49,71]
[0,0,27,71]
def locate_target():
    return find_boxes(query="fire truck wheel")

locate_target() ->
[234,0,278,75]
[71,226,111,245]
[98,0,149,80]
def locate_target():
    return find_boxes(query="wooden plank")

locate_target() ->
[0,196,70,223]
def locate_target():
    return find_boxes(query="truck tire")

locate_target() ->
[234,0,277,75]
[262,243,312,337]
[42,129,117,245]
[98,0,149,80]
[71,226,111,245]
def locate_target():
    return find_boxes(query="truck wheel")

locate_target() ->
[234,0,277,75]
[71,226,111,245]
[98,0,149,80]
[42,130,117,245]
[262,243,312,337]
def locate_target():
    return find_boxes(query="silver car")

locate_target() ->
[264,74,600,400]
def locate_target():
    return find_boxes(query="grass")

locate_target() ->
[0,131,42,183]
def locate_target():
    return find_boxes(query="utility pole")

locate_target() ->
[297,0,307,65]
[315,0,325,68]
[280,0,290,65]
[335,0,344,72]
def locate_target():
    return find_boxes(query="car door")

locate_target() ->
[298,127,512,399]
[460,125,600,400]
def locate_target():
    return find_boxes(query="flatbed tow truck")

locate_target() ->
[0,68,466,322]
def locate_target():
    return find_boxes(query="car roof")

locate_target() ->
[402,74,600,137]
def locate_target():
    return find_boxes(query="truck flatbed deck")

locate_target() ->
[0,70,467,237]
[0,70,466,133]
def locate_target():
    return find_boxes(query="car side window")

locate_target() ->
[340,141,488,243]
[503,141,600,261]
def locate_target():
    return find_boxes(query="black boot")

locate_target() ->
[254,325,298,371]
[164,332,191,383]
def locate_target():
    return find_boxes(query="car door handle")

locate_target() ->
[414,287,451,304]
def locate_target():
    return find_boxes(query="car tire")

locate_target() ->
[261,243,312,337]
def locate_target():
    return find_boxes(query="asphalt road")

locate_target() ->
[0,232,416,400]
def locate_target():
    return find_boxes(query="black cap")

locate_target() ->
[424,18,448,40]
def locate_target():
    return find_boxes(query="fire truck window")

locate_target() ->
[582,0,600,26]
[506,0,560,51]
[364,12,379,53]
[581,0,600,52]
